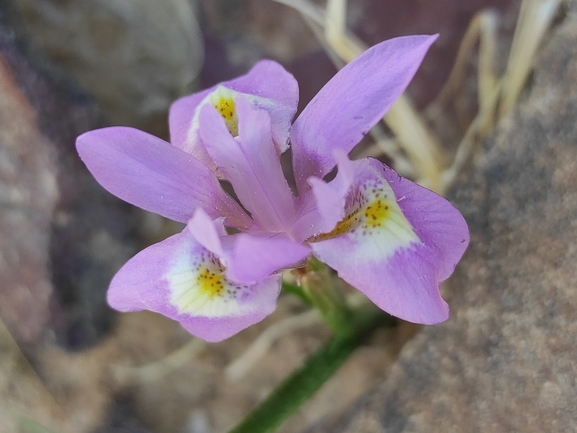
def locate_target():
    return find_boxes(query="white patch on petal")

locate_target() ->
[311,176,421,260]
[165,242,255,318]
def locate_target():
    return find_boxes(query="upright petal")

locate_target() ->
[309,158,468,324]
[291,151,355,242]
[198,96,296,232]
[76,127,252,228]
[188,208,309,284]
[169,60,298,170]
[187,209,227,258]
[289,190,327,243]
[107,228,280,342]
[224,232,311,283]
[291,35,437,193]
[168,88,215,169]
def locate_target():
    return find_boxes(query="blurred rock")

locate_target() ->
[0,22,59,346]
[0,319,69,433]
[199,0,518,122]
[0,3,139,348]
[13,0,203,137]
[90,398,155,433]
[198,0,322,94]
[309,5,577,433]
[350,0,518,108]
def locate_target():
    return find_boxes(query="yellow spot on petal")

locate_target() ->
[363,199,391,228]
[308,208,362,242]
[196,266,225,298]
[167,248,253,317]
[209,89,238,136]
[309,178,419,248]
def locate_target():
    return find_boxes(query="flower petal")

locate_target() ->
[290,190,326,242]
[187,208,227,258]
[306,177,344,232]
[225,232,311,283]
[189,205,310,284]
[169,60,298,169]
[291,35,437,193]
[76,127,252,228]
[107,229,280,342]
[310,157,468,324]
[198,96,296,231]
[291,151,355,241]
[380,163,470,281]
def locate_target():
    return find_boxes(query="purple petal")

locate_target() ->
[308,177,345,233]
[290,191,326,242]
[169,60,298,169]
[76,127,252,228]
[291,151,355,241]
[314,238,449,323]
[187,208,227,257]
[291,35,437,193]
[108,229,280,342]
[168,88,215,169]
[380,163,470,281]
[225,232,311,283]
[187,210,309,283]
[309,157,468,324]
[198,96,296,232]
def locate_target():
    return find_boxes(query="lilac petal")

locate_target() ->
[291,35,437,193]
[291,151,355,242]
[310,157,468,324]
[290,191,326,243]
[307,177,344,233]
[187,209,309,283]
[76,127,252,229]
[188,208,231,261]
[226,233,311,283]
[168,88,215,169]
[198,96,296,232]
[307,150,357,231]
[108,229,280,342]
[169,60,298,168]
[314,239,449,323]
[380,163,470,281]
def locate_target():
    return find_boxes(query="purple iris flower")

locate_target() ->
[77,35,469,342]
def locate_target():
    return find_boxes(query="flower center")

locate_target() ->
[209,88,238,136]
[309,178,419,246]
[363,198,391,228]
[196,266,225,298]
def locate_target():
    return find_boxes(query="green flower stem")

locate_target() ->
[293,258,354,335]
[281,280,312,306]
[227,306,394,433]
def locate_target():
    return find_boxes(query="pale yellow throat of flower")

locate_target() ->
[309,179,421,259]
[209,87,239,136]
[166,250,251,318]
[195,266,225,298]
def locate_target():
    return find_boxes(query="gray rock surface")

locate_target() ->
[0,27,59,346]
[0,5,139,348]
[310,5,577,433]
[14,0,203,136]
